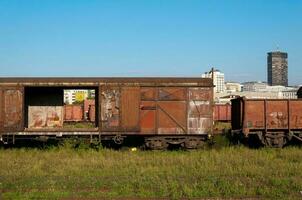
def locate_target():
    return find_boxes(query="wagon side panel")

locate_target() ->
[0,88,3,132]
[244,100,265,130]
[266,100,288,129]
[121,87,140,131]
[188,87,213,134]
[289,101,302,130]
[3,87,24,132]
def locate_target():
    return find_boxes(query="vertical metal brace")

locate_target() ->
[287,99,290,134]
[264,99,267,134]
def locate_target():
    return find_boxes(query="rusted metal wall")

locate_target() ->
[245,100,265,129]
[266,101,288,129]
[140,87,188,134]
[187,88,213,134]
[140,101,156,133]
[88,105,95,122]
[121,87,140,131]
[140,88,156,133]
[157,87,186,134]
[232,98,302,134]
[84,99,95,120]
[139,87,213,135]
[64,105,83,122]
[0,89,3,131]
[100,86,120,131]
[214,104,231,122]
[289,101,302,129]
[2,88,24,131]
[28,106,63,128]
[157,101,186,134]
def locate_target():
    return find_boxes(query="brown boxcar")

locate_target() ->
[214,104,231,122]
[231,97,302,147]
[0,77,214,149]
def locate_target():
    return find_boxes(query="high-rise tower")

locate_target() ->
[267,51,288,86]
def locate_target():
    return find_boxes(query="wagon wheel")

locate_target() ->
[184,137,204,149]
[113,135,124,145]
[264,132,287,148]
[146,138,168,150]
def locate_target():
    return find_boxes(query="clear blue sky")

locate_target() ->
[0,0,301,85]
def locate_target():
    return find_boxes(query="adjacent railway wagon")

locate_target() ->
[231,97,302,147]
[0,77,214,149]
[213,104,231,122]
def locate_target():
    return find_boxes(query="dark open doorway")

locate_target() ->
[24,87,98,131]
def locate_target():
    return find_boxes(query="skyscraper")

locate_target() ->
[267,51,288,86]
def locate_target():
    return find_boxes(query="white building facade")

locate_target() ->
[202,69,225,93]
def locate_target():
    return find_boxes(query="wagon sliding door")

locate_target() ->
[0,87,24,132]
[188,87,213,134]
[140,87,187,134]
[100,86,140,132]
[157,87,187,134]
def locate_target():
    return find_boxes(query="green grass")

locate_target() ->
[63,122,96,129]
[0,146,301,200]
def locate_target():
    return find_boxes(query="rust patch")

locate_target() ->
[101,87,120,130]
[3,89,23,129]
[28,106,63,128]
[121,87,140,131]
[158,87,186,101]
[157,102,186,134]
[266,101,288,129]
[141,87,156,100]
[64,105,84,122]
[187,88,213,134]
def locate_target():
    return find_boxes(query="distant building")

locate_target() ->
[225,82,242,92]
[242,81,267,92]
[202,69,225,93]
[281,90,298,99]
[215,85,298,104]
[64,90,92,104]
[267,51,288,86]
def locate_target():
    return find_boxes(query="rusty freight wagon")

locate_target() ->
[214,104,231,122]
[231,97,302,147]
[0,77,214,149]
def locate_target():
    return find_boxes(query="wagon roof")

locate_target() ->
[0,77,214,87]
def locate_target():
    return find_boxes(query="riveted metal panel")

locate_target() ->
[0,89,3,131]
[245,100,265,129]
[158,87,186,101]
[289,101,302,129]
[64,105,83,122]
[266,101,288,129]
[189,87,212,100]
[157,101,186,134]
[187,87,213,134]
[121,87,140,131]
[141,87,157,101]
[140,101,156,133]
[3,88,24,131]
[214,104,231,122]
